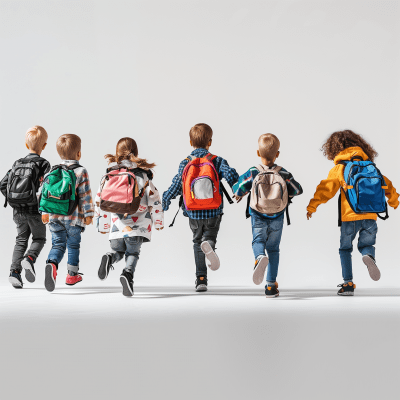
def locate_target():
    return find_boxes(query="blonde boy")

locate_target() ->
[0,126,50,288]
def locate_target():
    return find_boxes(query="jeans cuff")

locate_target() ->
[67,263,79,273]
[46,259,59,268]
[344,279,353,283]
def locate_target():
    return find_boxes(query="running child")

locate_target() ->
[95,137,164,297]
[307,130,399,295]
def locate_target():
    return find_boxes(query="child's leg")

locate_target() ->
[109,239,126,264]
[189,218,207,277]
[251,214,267,258]
[264,214,284,284]
[25,214,46,262]
[47,222,67,266]
[65,224,83,273]
[11,212,31,271]
[358,219,380,281]
[201,216,222,271]
[339,221,358,283]
[357,220,377,258]
[123,237,143,275]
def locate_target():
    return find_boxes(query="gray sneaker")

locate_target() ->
[362,255,381,281]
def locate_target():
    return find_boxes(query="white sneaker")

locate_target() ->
[201,241,220,271]
[253,255,269,285]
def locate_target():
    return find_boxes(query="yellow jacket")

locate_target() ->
[307,147,399,222]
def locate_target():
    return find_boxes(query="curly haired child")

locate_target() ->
[307,130,399,295]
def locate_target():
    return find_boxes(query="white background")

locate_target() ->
[0,1,399,399]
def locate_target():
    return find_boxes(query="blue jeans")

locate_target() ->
[251,212,284,284]
[47,221,83,272]
[339,219,378,283]
[109,236,143,275]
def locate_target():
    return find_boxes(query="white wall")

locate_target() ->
[0,0,399,288]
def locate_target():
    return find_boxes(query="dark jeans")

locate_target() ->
[11,211,46,271]
[110,236,143,275]
[189,215,222,277]
[339,219,378,282]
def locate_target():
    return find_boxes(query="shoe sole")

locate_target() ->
[338,291,354,296]
[266,293,279,298]
[98,255,110,280]
[44,264,56,292]
[120,276,133,297]
[9,276,23,288]
[21,259,36,283]
[201,241,220,271]
[65,278,82,286]
[253,256,269,285]
[362,255,381,281]
[196,284,208,292]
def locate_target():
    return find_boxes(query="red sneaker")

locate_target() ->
[66,273,83,286]
[45,263,57,292]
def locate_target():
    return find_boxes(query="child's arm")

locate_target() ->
[219,158,240,188]
[162,160,188,211]
[382,175,399,209]
[232,168,258,201]
[146,180,164,230]
[307,165,341,219]
[77,169,94,225]
[281,170,303,197]
[0,170,10,199]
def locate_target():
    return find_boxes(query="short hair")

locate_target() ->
[258,133,280,160]
[56,134,81,160]
[25,126,48,153]
[189,123,213,148]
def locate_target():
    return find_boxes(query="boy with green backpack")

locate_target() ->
[40,134,94,292]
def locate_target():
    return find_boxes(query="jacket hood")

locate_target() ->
[333,147,369,165]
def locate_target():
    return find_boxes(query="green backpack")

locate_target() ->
[39,164,79,215]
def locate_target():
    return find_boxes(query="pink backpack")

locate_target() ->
[99,166,148,214]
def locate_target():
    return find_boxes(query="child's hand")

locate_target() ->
[85,216,93,225]
[233,195,244,203]
[42,214,49,224]
[306,212,313,220]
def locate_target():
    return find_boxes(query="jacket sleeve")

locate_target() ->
[281,169,303,197]
[233,168,256,197]
[162,159,187,211]
[383,175,399,209]
[307,165,342,214]
[219,158,239,188]
[146,180,164,229]
[0,170,10,198]
[77,169,94,218]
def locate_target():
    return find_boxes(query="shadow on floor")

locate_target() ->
[41,286,400,300]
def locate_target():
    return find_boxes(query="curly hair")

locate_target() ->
[321,130,378,161]
[105,137,156,169]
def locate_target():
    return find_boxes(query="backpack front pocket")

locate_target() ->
[354,176,386,213]
[191,177,215,200]
[255,182,284,211]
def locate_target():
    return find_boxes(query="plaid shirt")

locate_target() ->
[42,160,94,228]
[233,165,303,219]
[162,148,239,219]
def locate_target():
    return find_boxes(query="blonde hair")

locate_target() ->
[189,123,213,148]
[56,134,81,160]
[258,133,280,161]
[25,126,48,153]
[105,137,156,169]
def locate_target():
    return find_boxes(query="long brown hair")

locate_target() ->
[321,130,378,161]
[105,137,156,169]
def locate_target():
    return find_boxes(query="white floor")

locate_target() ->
[0,278,399,400]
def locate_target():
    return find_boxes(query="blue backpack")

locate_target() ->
[338,156,388,226]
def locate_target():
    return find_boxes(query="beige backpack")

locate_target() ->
[249,165,289,215]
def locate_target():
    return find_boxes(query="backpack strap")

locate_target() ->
[205,153,217,161]
[169,195,183,228]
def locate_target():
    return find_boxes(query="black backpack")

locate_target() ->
[4,158,41,210]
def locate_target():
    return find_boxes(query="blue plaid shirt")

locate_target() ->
[162,148,239,219]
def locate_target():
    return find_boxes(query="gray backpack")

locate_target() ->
[248,165,290,223]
